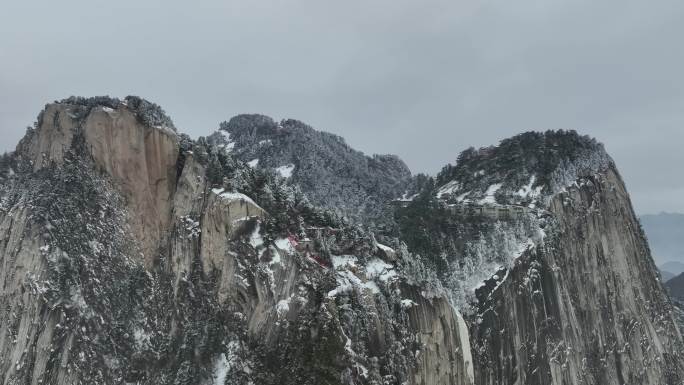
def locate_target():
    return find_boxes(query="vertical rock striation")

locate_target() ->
[0,98,473,385]
[472,167,684,384]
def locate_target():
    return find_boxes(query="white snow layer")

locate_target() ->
[223,142,236,152]
[516,175,543,200]
[211,188,261,209]
[274,238,294,254]
[445,219,544,310]
[247,159,259,168]
[275,164,295,179]
[396,192,419,202]
[212,354,230,385]
[249,223,263,248]
[276,296,292,319]
[436,180,461,198]
[332,255,358,269]
[478,183,502,204]
[400,299,418,308]
[365,258,397,282]
[328,257,397,297]
[207,340,242,385]
[376,243,394,253]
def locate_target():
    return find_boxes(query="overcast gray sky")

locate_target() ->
[1,0,682,214]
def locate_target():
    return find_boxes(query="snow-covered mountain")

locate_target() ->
[0,97,681,385]
[206,114,412,231]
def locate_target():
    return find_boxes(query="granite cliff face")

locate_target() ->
[393,131,684,384]
[471,167,683,384]
[0,98,681,385]
[0,98,472,385]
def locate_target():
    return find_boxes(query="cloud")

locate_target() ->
[1,0,682,213]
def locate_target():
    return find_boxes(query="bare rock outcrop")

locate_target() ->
[16,101,179,266]
[2,101,680,385]
[471,167,684,385]
[1,98,475,385]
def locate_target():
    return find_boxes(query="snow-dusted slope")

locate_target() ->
[207,114,412,227]
[0,98,472,385]
[0,99,681,385]
[395,131,683,384]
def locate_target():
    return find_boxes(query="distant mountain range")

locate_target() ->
[640,212,684,281]
[666,272,684,301]
[660,261,684,281]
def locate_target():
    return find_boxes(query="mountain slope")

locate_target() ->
[0,98,472,385]
[0,99,681,385]
[208,114,412,230]
[396,130,684,384]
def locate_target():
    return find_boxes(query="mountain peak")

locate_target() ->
[54,95,176,132]
[220,113,278,136]
[214,114,411,226]
[435,129,612,208]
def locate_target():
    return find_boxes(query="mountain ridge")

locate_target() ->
[0,96,681,385]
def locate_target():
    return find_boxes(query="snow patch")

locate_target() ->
[220,130,231,142]
[274,238,294,254]
[220,141,235,152]
[275,164,295,179]
[327,270,358,297]
[217,131,236,152]
[332,255,358,269]
[478,183,502,204]
[249,223,263,248]
[276,295,292,319]
[327,257,398,298]
[247,159,259,168]
[328,268,384,297]
[445,218,544,310]
[376,243,394,253]
[516,175,543,200]
[365,258,397,282]
[211,188,261,209]
[401,299,418,309]
[397,191,419,202]
[208,340,241,385]
[488,268,511,298]
[437,180,461,198]
[212,353,230,385]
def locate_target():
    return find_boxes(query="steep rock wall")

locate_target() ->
[471,167,684,385]
[403,285,474,385]
[83,106,179,266]
[16,102,179,266]
[1,100,474,385]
